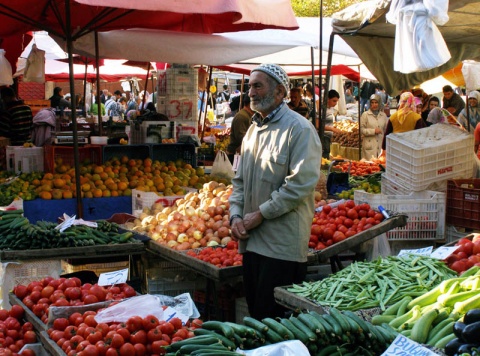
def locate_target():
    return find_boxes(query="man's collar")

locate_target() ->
[252,102,285,127]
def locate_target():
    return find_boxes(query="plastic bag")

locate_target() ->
[210,150,235,180]
[23,44,45,83]
[238,340,310,356]
[0,49,13,86]
[363,233,392,261]
[94,295,164,324]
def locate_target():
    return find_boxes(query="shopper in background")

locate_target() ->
[414,97,423,114]
[220,84,231,103]
[382,91,426,152]
[344,88,356,104]
[49,87,71,110]
[442,85,465,116]
[321,89,343,159]
[88,101,106,117]
[422,96,440,126]
[287,87,309,119]
[0,87,34,145]
[105,90,122,116]
[303,83,319,124]
[229,63,321,319]
[458,90,480,133]
[360,94,388,160]
[100,89,109,104]
[226,95,253,164]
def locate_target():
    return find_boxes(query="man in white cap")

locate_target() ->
[229,63,322,319]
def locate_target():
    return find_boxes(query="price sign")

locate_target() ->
[98,268,129,286]
[430,246,460,260]
[398,246,433,257]
[382,335,437,356]
[167,100,194,120]
[162,306,189,325]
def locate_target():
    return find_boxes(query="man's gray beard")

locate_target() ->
[251,92,276,114]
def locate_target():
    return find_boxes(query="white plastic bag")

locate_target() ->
[210,150,235,180]
[23,44,45,83]
[94,295,164,324]
[238,340,310,356]
[0,49,13,86]
[365,233,392,261]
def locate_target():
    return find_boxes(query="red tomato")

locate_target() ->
[345,200,355,209]
[333,231,346,243]
[450,260,467,274]
[147,328,163,342]
[457,241,474,256]
[53,318,70,331]
[346,209,358,220]
[169,318,183,331]
[9,305,24,320]
[116,327,130,341]
[133,343,146,356]
[88,285,107,302]
[119,343,135,356]
[316,242,326,250]
[473,241,480,255]
[65,287,82,301]
[151,340,169,355]
[126,316,143,333]
[110,333,125,349]
[13,285,28,300]
[122,286,136,298]
[322,205,332,214]
[458,238,473,245]
[83,295,99,305]
[130,330,147,345]
[323,228,334,241]
[311,224,322,236]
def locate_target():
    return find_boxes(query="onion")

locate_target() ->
[166,232,178,241]
[186,227,196,237]
[221,236,232,245]
[193,230,203,240]
[217,227,230,239]
[167,240,178,248]
[177,233,189,243]
[185,207,196,217]
[207,240,219,247]
[212,220,223,231]
[214,206,224,216]
[213,214,223,222]
[191,242,201,249]
[167,223,178,232]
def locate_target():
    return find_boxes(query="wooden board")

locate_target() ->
[9,293,46,332]
[39,330,65,356]
[0,241,145,261]
[311,214,408,263]
[273,286,326,314]
[147,241,243,282]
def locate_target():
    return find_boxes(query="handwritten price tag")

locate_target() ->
[167,100,193,120]
[398,246,433,257]
[382,335,437,356]
[98,268,129,286]
[430,246,460,260]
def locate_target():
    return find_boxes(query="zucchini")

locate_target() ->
[329,308,351,333]
[264,328,283,344]
[322,313,343,336]
[427,320,455,347]
[371,314,396,326]
[297,313,326,335]
[202,321,235,339]
[278,318,309,345]
[243,317,268,334]
[317,345,341,356]
[289,316,317,342]
[224,322,249,338]
[178,344,229,355]
[261,318,294,340]
[410,308,438,344]
[434,332,456,349]
[166,335,221,351]
[308,311,336,337]
[427,318,454,343]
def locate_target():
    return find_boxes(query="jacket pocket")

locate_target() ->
[259,150,287,183]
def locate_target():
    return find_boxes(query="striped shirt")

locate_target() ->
[0,100,33,145]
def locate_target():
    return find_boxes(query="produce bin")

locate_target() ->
[44,145,102,173]
[102,144,151,163]
[61,256,130,276]
[354,190,446,241]
[6,146,44,173]
[446,178,480,230]
[150,143,197,167]
[386,124,474,191]
[132,187,196,217]
[381,173,410,195]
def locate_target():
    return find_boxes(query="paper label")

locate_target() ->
[162,306,189,325]
[430,246,460,260]
[398,246,433,257]
[98,268,129,286]
[232,154,241,172]
[382,335,437,356]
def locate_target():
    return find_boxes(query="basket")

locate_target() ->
[446,179,480,230]
[326,160,351,195]
[102,144,151,163]
[6,146,44,173]
[386,124,474,191]
[150,143,197,167]
[197,143,215,161]
[354,190,446,241]
[44,145,102,173]
[0,259,61,309]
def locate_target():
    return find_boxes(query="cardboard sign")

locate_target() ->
[98,268,129,286]
[382,335,437,356]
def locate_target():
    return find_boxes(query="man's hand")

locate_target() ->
[243,210,264,231]
[231,217,249,241]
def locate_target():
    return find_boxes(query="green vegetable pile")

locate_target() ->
[0,209,135,250]
[288,255,457,311]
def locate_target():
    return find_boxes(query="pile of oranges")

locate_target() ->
[34,156,214,200]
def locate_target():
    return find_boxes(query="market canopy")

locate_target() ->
[331,0,480,95]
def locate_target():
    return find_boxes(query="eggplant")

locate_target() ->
[454,321,467,340]
[445,338,464,356]
[462,321,480,344]
[458,344,477,353]
[464,309,480,325]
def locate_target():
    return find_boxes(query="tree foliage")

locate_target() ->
[291,0,365,17]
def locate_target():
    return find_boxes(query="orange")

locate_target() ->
[107,182,118,191]
[92,188,103,198]
[39,191,52,200]
[144,158,152,167]
[62,190,73,199]
[121,156,129,164]
[43,172,54,180]
[117,182,128,191]
[102,190,111,197]
[84,191,93,199]
[81,183,91,192]
[111,190,119,197]
[53,178,66,189]
[51,189,63,200]
[128,159,136,167]
[32,179,41,186]
[93,166,104,174]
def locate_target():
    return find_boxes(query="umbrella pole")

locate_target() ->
[310,47,317,130]
[141,62,151,112]
[65,0,83,219]
[321,33,335,159]
[94,31,103,136]
[83,63,87,116]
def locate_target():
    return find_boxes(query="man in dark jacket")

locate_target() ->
[0,87,34,145]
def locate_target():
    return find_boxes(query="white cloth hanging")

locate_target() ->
[386,0,451,74]
[462,60,480,92]
[23,44,45,83]
[0,49,13,86]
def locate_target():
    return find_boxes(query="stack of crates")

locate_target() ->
[383,125,475,194]
[6,146,44,173]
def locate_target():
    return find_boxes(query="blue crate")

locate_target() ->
[102,144,151,163]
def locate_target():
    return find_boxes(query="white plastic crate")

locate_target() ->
[381,173,411,195]
[386,125,475,191]
[354,190,446,241]
[0,259,61,309]
[166,96,198,121]
[166,67,198,96]
[6,146,44,173]
[129,121,175,144]
[445,225,471,244]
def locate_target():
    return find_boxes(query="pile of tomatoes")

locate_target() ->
[332,160,383,177]
[309,200,384,250]
[0,305,37,356]
[13,277,137,324]
[445,237,480,274]
[185,241,243,268]
[47,309,201,356]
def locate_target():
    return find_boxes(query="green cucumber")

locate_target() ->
[202,321,235,339]
[329,308,351,333]
[278,318,309,345]
[289,316,317,342]
[243,316,268,334]
[261,318,294,340]
[322,313,343,336]
[297,312,326,335]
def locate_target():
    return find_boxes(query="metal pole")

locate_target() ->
[321,33,335,143]
[200,66,213,141]
[357,64,362,161]
[94,31,102,136]
[310,47,317,129]
[65,0,83,218]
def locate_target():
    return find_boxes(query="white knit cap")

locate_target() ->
[251,63,290,95]
[469,90,480,102]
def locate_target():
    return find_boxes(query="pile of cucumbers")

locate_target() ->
[164,308,397,356]
[444,309,480,356]
[0,210,135,250]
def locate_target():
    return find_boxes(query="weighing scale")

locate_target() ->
[53,131,90,145]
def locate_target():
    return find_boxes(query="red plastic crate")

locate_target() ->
[44,145,103,173]
[446,179,480,230]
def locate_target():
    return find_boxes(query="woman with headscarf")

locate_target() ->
[360,94,388,160]
[427,107,458,126]
[382,92,426,151]
[457,91,480,133]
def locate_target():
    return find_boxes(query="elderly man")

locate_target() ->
[229,64,322,319]
[287,87,309,119]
